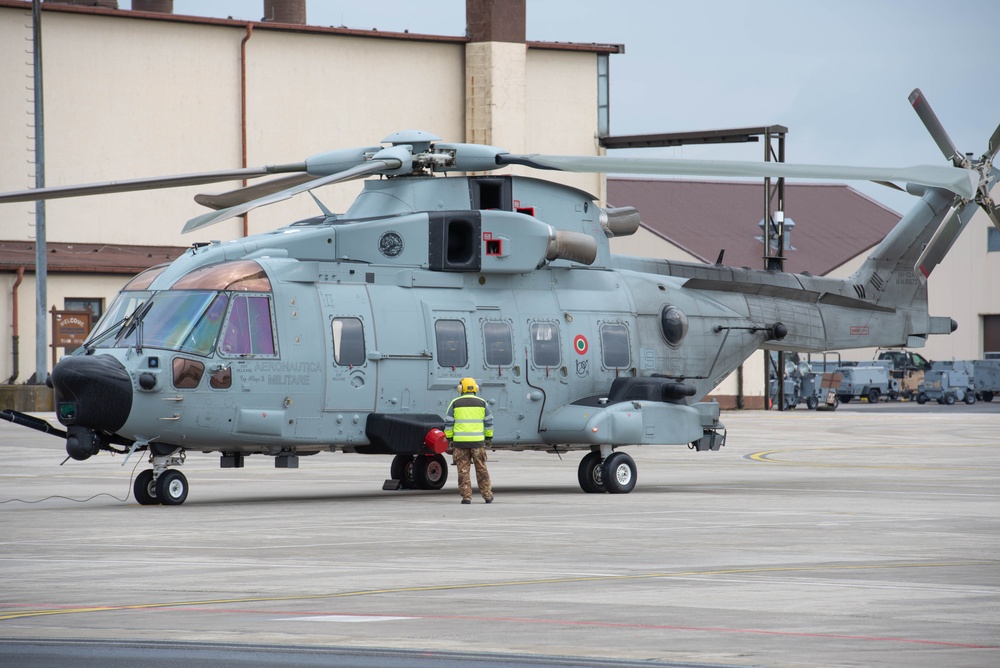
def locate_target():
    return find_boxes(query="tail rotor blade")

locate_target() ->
[909,88,963,166]
[913,203,974,283]
[988,121,1000,161]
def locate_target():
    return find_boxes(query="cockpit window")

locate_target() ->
[86,290,151,345]
[171,260,271,292]
[96,291,229,356]
[220,295,276,357]
[123,264,168,291]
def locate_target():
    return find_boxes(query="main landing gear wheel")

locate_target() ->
[391,454,447,490]
[134,469,158,505]
[155,469,189,505]
[391,454,418,489]
[602,452,637,494]
[415,454,448,490]
[578,451,605,493]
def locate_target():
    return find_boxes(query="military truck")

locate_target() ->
[876,349,932,400]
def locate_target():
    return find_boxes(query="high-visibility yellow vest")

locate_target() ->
[444,394,494,446]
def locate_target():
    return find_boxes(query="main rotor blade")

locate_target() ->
[0,164,307,205]
[195,173,318,210]
[908,88,963,166]
[500,154,978,199]
[182,160,397,234]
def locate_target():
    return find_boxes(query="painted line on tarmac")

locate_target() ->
[260,610,1000,650]
[2,560,996,625]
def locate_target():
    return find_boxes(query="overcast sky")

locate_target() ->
[122,0,1000,214]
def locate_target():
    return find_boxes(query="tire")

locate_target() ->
[601,452,637,494]
[917,392,928,405]
[806,396,818,410]
[944,393,956,406]
[983,391,994,403]
[964,392,976,405]
[839,395,851,404]
[155,470,189,506]
[415,454,448,490]
[577,451,605,493]
[867,388,880,404]
[391,454,417,489]
[134,469,158,505]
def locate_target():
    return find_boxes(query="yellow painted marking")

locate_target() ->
[748,443,1000,470]
[1,561,994,622]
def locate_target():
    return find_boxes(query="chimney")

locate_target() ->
[466,0,525,43]
[132,0,173,13]
[263,0,306,25]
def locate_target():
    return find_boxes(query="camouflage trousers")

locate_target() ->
[453,446,492,501]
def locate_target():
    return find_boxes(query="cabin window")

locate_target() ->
[332,317,366,366]
[220,295,276,357]
[530,322,561,367]
[435,319,468,368]
[660,305,688,347]
[600,323,631,369]
[483,321,514,367]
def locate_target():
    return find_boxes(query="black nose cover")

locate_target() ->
[51,355,133,433]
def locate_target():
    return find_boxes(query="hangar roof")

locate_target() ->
[0,241,184,275]
[0,1,623,54]
[607,178,902,276]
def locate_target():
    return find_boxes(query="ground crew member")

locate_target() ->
[444,377,494,504]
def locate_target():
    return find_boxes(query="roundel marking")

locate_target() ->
[573,334,588,355]
[378,231,404,258]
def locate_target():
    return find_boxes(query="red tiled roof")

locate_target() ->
[0,241,185,275]
[607,178,902,276]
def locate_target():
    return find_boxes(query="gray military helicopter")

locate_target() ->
[2,89,998,505]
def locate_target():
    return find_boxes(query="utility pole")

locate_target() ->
[32,0,48,385]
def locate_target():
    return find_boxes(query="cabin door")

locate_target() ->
[320,286,376,412]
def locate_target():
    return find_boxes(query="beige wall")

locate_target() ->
[0,273,132,383]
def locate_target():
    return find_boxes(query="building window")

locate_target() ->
[483,321,513,367]
[530,322,561,367]
[988,227,1000,252]
[435,319,468,368]
[64,297,103,321]
[332,318,365,366]
[985,315,1000,358]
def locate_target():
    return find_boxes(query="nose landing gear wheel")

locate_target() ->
[155,469,189,506]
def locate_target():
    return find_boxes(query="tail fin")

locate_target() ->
[848,186,964,340]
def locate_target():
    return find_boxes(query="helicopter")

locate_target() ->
[1,89,997,505]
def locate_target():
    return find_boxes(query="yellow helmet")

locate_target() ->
[459,377,479,394]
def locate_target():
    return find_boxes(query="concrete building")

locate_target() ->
[0,0,620,402]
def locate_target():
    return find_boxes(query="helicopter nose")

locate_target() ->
[51,355,133,433]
